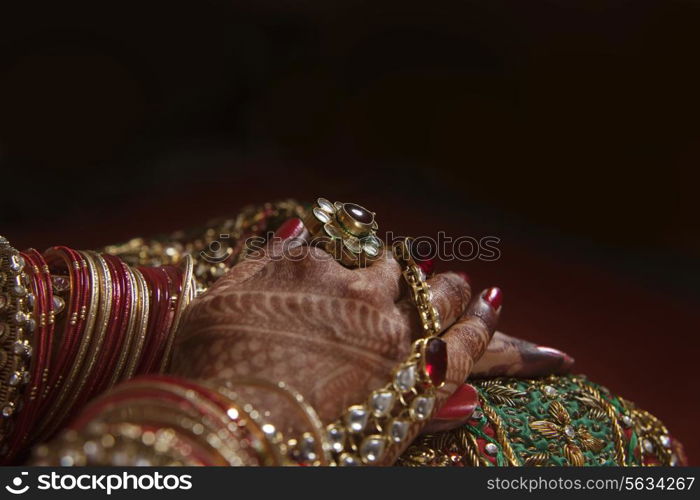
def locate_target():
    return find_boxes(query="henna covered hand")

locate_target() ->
[170,219,499,453]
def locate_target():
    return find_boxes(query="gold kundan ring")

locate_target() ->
[303,198,383,268]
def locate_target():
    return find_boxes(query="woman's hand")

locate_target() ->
[170,218,500,452]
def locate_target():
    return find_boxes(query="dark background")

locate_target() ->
[1,1,698,461]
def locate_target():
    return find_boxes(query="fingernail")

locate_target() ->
[562,354,575,369]
[483,287,502,310]
[407,239,435,275]
[274,218,305,239]
[536,346,566,357]
[417,258,435,275]
[537,346,575,371]
[434,384,479,420]
[455,271,470,284]
[537,346,574,362]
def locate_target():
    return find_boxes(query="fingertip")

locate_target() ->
[274,218,306,239]
[482,286,502,311]
[434,383,479,420]
[454,271,470,285]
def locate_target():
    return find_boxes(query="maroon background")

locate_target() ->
[2,1,699,462]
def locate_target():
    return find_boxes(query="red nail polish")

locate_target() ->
[483,287,502,310]
[417,258,435,275]
[455,271,470,284]
[407,239,435,274]
[435,384,479,420]
[275,218,304,239]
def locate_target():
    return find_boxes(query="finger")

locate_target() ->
[422,383,479,434]
[218,218,310,287]
[472,331,575,378]
[440,287,501,395]
[380,287,500,464]
[426,271,472,330]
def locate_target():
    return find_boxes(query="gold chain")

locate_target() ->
[393,238,440,335]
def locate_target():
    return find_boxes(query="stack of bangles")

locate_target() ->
[0,237,195,463]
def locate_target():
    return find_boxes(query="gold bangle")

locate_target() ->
[120,267,150,381]
[106,262,139,387]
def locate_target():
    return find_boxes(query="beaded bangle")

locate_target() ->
[2,250,53,460]
[0,238,34,457]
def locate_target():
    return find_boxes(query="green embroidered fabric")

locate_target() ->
[468,376,635,466]
[399,375,679,467]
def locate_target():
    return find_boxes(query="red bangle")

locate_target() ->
[135,267,170,374]
[132,267,160,374]
[150,266,181,372]
[158,265,184,372]
[107,259,137,387]
[39,247,87,414]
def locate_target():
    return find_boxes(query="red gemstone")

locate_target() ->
[344,203,374,225]
[424,337,447,386]
[417,258,434,275]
